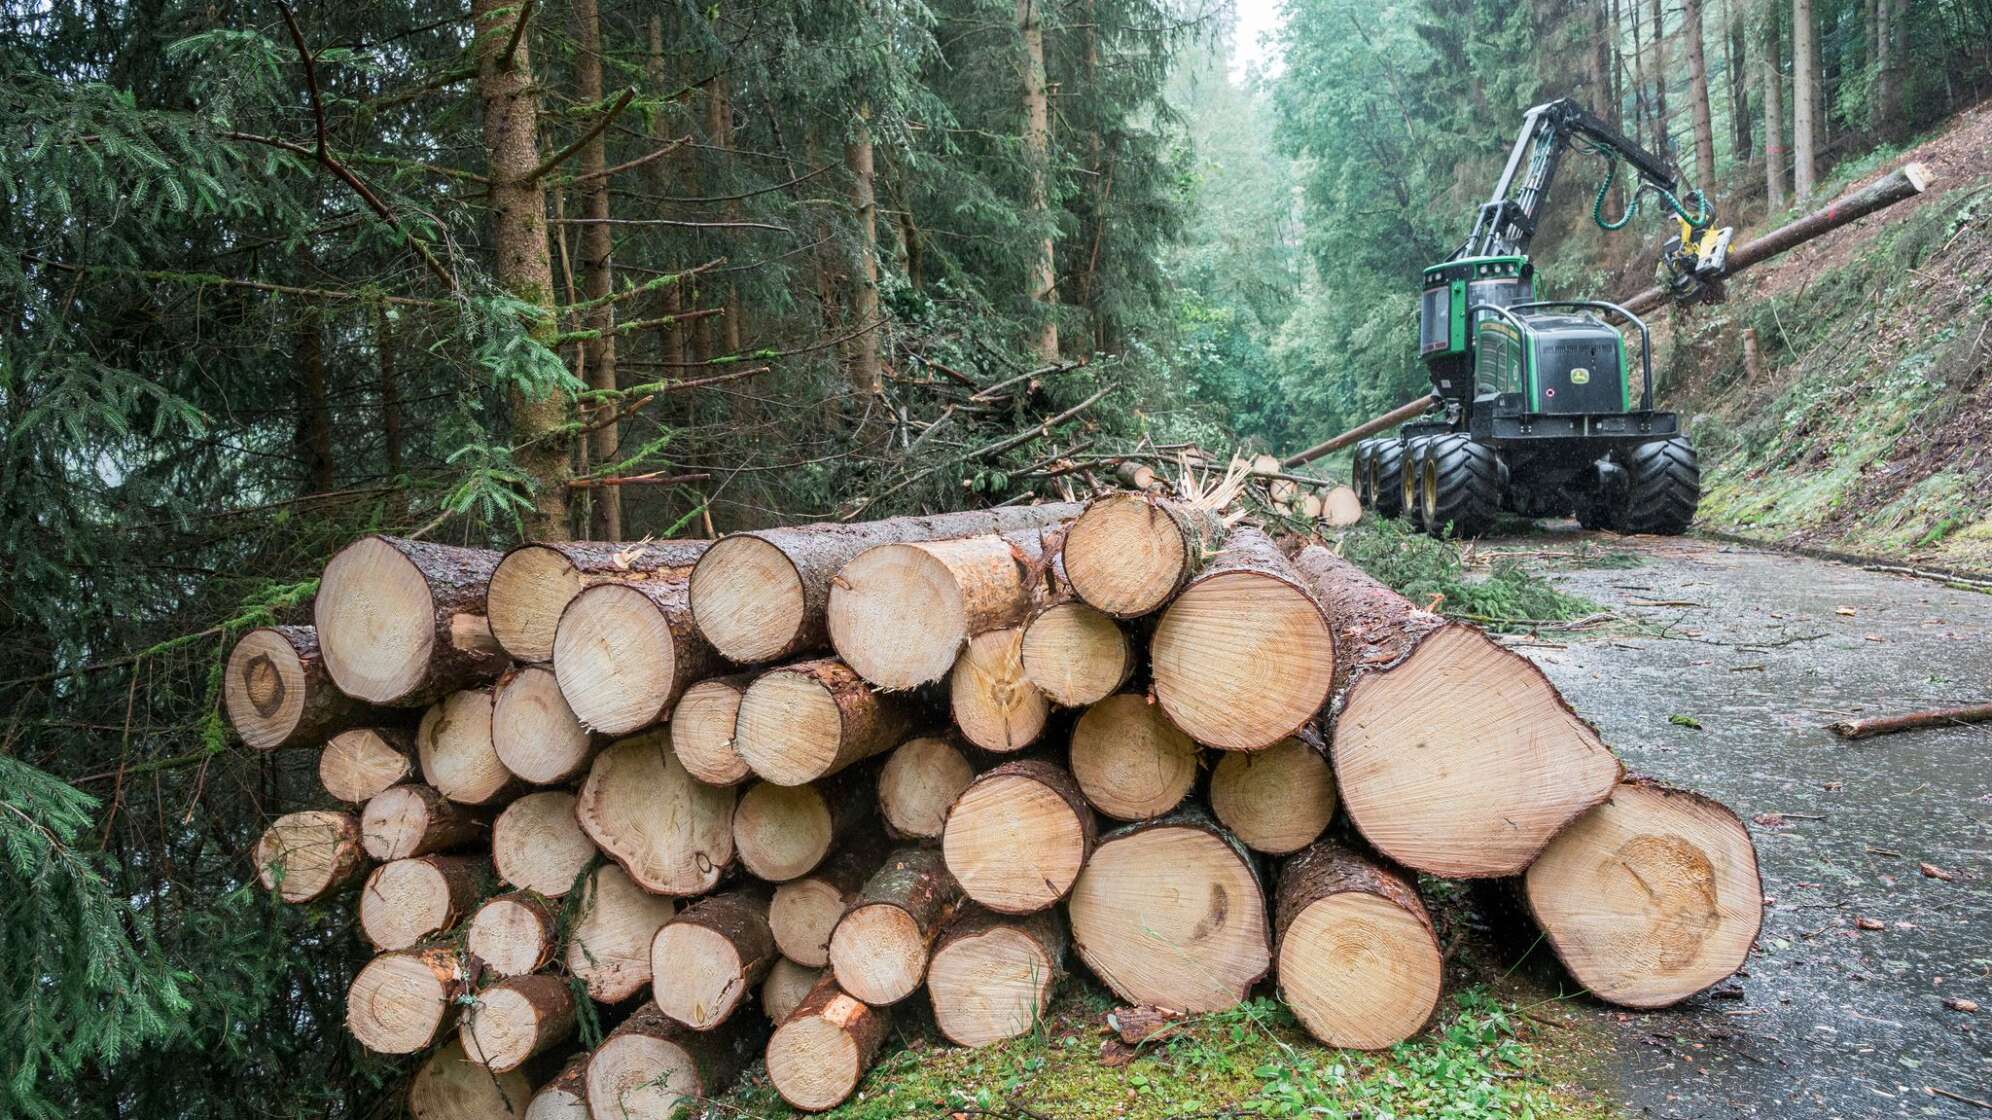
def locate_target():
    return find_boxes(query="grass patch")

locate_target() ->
[1336,518,1606,628]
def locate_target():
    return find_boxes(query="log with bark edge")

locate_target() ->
[687,503,1082,665]
[769,837,889,968]
[1061,491,1227,618]
[461,973,576,1072]
[1523,777,1764,1009]
[492,665,596,784]
[583,1004,763,1120]
[359,854,486,950]
[527,1054,590,1120]
[576,728,735,895]
[565,863,678,1003]
[465,892,557,976]
[1066,807,1270,1012]
[346,945,465,1054]
[948,627,1050,752]
[1150,527,1335,751]
[733,769,874,882]
[253,810,366,903]
[1209,734,1338,855]
[670,672,757,786]
[826,528,1062,689]
[762,958,825,1024]
[409,1037,532,1119]
[765,975,891,1112]
[926,906,1065,1047]
[1067,693,1198,821]
[1827,701,1992,740]
[1319,485,1362,528]
[492,789,598,897]
[651,886,778,1029]
[314,535,506,706]
[360,783,485,861]
[731,658,915,786]
[223,625,366,750]
[553,576,724,736]
[1293,544,1623,877]
[1017,598,1134,707]
[875,735,976,842]
[941,759,1095,914]
[320,727,415,804]
[827,847,963,1005]
[417,688,521,805]
[488,538,710,663]
[1273,839,1442,1049]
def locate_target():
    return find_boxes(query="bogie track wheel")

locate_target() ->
[1400,437,1434,529]
[1368,439,1406,518]
[1419,435,1501,538]
[1620,437,1700,535]
[1352,440,1375,506]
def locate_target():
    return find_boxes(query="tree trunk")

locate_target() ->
[1874,0,1899,132]
[224,625,367,751]
[553,577,722,735]
[651,886,778,1029]
[846,111,881,396]
[488,538,709,664]
[461,973,574,1072]
[1792,0,1818,198]
[1683,0,1718,185]
[646,14,693,373]
[576,729,736,895]
[417,688,521,806]
[949,626,1050,752]
[347,946,466,1055]
[733,769,877,882]
[253,810,366,903]
[927,906,1066,1047]
[1209,734,1338,855]
[1648,0,1670,151]
[1067,693,1198,822]
[473,0,571,539]
[671,672,758,786]
[359,783,486,861]
[584,1004,764,1120]
[314,536,506,706]
[1017,598,1133,707]
[565,864,679,1002]
[320,727,415,804]
[941,758,1095,914]
[374,303,404,484]
[1274,840,1443,1049]
[465,892,557,976]
[875,735,977,842]
[491,789,597,897]
[1524,778,1763,1008]
[490,665,595,785]
[1727,0,1752,161]
[828,847,965,1005]
[1018,0,1059,362]
[770,837,891,967]
[1629,0,1650,148]
[688,502,1081,665]
[1293,545,1623,877]
[1760,7,1789,208]
[294,308,335,493]
[1828,701,1992,739]
[1150,527,1335,752]
[706,75,746,361]
[1062,492,1229,619]
[1065,807,1271,1012]
[762,958,825,1024]
[573,0,621,541]
[731,658,918,786]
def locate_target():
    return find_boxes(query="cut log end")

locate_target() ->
[876,736,975,841]
[565,864,678,1003]
[418,689,516,806]
[672,676,753,786]
[762,958,825,1024]
[316,537,439,702]
[734,782,839,882]
[1524,779,1763,1009]
[553,582,682,735]
[320,728,414,803]
[1209,736,1337,854]
[465,894,556,976]
[650,891,775,1029]
[827,903,927,1005]
[1018,601,1132,707]
[359,856,481,951]
[949,627,1049,752]
[770,876,850,969]
[583,1008,736,1120]
[766,980,888,1112]
[486,543,589,663]
[360,783,483,862]
[827,535,1046,690]
[689,534,808,663]
[1063,492,1194,617]
[1275,841,1441,1050]
[927,910,1065,1047]
[1151,565,1335,751]
[410,1038,532,1119]
[577,730,735,896]
[492,790,597,897]
[347,948,462,1055]
[733,660,908,786]
[1069,693,1198,821]
[254,810,364,903]
[461,974,574,1073]
[942,763,1092,914]
[526,1055,590,1120]
[223,627,312,749]
[492,665,594,785]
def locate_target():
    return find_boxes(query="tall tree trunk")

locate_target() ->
[1761,7,1789,209]
[1628,0,1649,148]
[475,0,571,539]
[574,0,620,541]
[1727,0,1751,163]
[374,304,404,484]
[845,111,881,397]
[1791,0,1818,198]
[1683,0,1717,186]
[1590,0,1613,116]
[1875,0,1899,133]
[706,75,744,358]
[1647,0,1670,154]
[294,308,334,494]
[646,15,691,374]
[1018,0,1058,363]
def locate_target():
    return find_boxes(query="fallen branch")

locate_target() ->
[1828,702,1992,741]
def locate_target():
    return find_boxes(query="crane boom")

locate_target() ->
[1462,99,1679,259]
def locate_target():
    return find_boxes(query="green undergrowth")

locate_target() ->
[716,984,1619,1120]
[1334,518,1607,628]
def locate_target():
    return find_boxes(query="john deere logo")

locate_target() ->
[1570,366,1592,385]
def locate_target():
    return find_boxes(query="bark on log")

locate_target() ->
[1293,544,1623,877]
[418,688,522,806]
[769,837,890,967]
[553,577,724,735]
[1151,528,1335,751]
[576,728,735,896]
[949,627,1050,752]
[359,854,487,951]
[651,887,778,1029]
[466,892,558,976]
[1018,598,1134,707]
[1066,807,1270,1013]
[410,1037,532,1118]
[688,503,1082,665]
[1061,492,1227,617]
[926,906,1066,1047]
[462,973,576,1073]
[528,1054,590,1120]
[1068,693,1198,821]
[1828,701,1992,740]
[827,847,963,1005]
[875,735,976,842]
[566,864,678,1003]
[1273,840,1442,1049]
[733,769,875,882]
[671,672,757,786]
[762,958,825,1024]
[488,538,710,663]
[492,790,599,898]
[315,536,506,706]
[360,783,486,861]
[320,727,416,804]
[765,976,891,1112]
[254,810,366,903]
[1523,777,1764,1008]
[583,1004,763,1120]
[492,665,597,785]
[224,625,366,750]
[1209,735,1338,855]
[732,658,916,786]
[941,759,1095,914]
[347,945,466,1055]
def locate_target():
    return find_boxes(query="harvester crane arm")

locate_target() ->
[1462,98,1680,260]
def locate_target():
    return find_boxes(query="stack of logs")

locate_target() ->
[236,492,1762,1119]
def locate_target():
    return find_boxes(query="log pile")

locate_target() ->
[243,503,1761,1116]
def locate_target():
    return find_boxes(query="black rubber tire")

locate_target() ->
[1368,439,1405,518]
[1352,441,1375,506]
[1574,493,1620,531]
[1620,437,1700,535]
[1420,435,1502,538]
[1399,437,1434,529]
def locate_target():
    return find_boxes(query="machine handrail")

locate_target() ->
[1479,298,1654,411]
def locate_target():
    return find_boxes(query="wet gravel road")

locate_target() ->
[1502,530,1991,1119]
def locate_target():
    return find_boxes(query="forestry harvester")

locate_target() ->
[1353,99,1731,536]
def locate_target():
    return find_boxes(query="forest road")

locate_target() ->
[1499,528,1991,1119]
